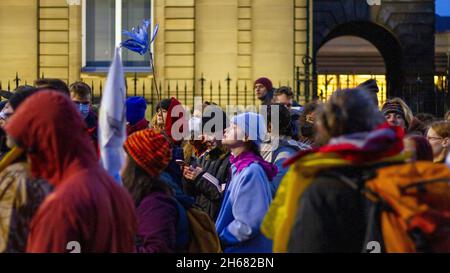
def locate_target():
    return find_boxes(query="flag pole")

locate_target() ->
[121,20,166,130]
[149,52,165,128]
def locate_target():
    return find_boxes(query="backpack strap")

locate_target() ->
[400,177,450,194]
[324,169,387,253]
[326,168,391,207]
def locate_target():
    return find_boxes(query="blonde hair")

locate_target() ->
[151,113,165,131]
[445,110,450,122]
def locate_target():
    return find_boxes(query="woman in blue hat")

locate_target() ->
[215,112,277,253]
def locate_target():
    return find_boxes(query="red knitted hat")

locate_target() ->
[254,77,273,91]
[124,129,172,177]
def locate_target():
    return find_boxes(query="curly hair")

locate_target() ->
[316,88,384,144]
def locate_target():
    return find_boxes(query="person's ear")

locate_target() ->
[443,137,450,148]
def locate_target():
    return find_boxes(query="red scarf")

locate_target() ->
[284,123,405,167]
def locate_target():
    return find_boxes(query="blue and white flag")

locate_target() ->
[99,47,126,184]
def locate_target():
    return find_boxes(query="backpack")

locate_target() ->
[174,198,222,253]
[333,161,450,253]
[186,207,222,253]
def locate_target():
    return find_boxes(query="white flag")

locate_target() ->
[99,47,126,184]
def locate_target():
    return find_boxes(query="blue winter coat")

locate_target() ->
[215,163,273,253]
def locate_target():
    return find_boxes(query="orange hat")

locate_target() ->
[124,129,172,177]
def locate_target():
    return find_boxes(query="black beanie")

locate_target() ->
[156,98,172,111]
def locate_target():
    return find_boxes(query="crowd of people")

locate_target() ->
[0,76,448,253]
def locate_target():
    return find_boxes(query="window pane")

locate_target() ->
[122,0,152,67]
[86,0,115,67]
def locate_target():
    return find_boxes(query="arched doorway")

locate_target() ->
[316,35,388,105]
[313,0,435,113]
[315,21,403,99]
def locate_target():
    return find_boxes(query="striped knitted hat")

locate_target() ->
[124,129,172,177]
[382,101,405,119]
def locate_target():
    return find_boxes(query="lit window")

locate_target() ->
[82,0,153,72]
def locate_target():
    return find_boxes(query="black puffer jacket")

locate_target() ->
[183,147,231,221]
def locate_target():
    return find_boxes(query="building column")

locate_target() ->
[252,0,294,89]
[195,0,238,106]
